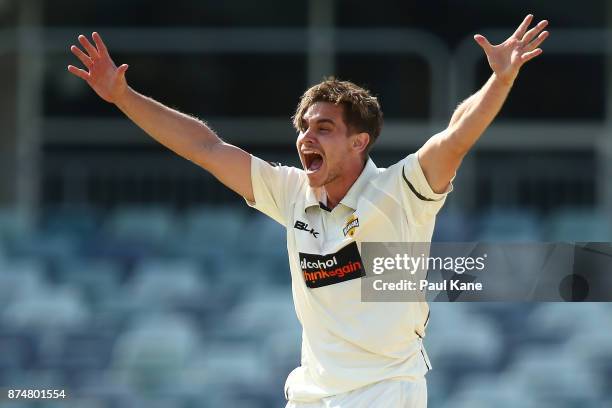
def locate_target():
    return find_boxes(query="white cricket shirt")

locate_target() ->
[246,153,452,402]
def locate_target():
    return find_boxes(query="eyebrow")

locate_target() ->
[302,118,336,128]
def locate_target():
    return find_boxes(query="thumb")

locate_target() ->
[474,34,493,52]
[117,64,129,79]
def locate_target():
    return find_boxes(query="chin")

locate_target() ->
[306,172,325,188]
[306,168,338,189]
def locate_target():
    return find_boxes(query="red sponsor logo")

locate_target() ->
[299,242,365,288]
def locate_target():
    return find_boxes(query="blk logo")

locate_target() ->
[294,220,319,238]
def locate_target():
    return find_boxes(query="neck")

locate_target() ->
[324,158,367,209]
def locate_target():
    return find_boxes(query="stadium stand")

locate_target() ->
[0,206,610,407]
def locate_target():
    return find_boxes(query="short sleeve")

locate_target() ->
[382,153,453,224]
[244,155,304,227]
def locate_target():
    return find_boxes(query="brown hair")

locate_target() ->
[292,78,383,155]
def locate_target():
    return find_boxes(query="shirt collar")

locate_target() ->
[303,158,378,212]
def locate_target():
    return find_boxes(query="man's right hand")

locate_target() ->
[66,31,255,203]
[68,32,129,104]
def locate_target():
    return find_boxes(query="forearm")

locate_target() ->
[417,73,513,193]
[444,73,513,155]
[448,91,479,128]
[418,14,547,194]
[114,87,221,165]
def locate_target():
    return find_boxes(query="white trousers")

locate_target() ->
[285,377,427,408]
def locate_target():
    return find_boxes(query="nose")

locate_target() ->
[299,128,317,146]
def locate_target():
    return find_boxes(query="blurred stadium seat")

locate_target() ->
[444,374,538,408]
[170,206,246,257]
[42,205,102,240]
[545,208,612,242]
[0,330,38,374]
[11,231,80,266]
[192,343,271,387]
[526,302,611,338]
[223,287,299,338]
[128,258,208,308]
[425,303,503,372]
[2,285,90,331]
[0,259,48,308]
[563,328,612,382]
[111,313,202,396]
[56,258,124,306]
[82,206,179,264]
[239,212,287,257]
[102,206,177,248]
[502,346,604,405]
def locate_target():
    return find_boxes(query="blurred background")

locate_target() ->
[0,0,611,407]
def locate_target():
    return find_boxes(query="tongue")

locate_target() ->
[309,156,323,171]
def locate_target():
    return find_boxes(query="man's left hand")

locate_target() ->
[474,14,549,86]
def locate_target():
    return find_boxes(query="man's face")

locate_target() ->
[296,102,357,188]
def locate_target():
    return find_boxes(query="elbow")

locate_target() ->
[193,138,223,169]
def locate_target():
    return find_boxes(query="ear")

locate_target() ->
[351,132,370,154]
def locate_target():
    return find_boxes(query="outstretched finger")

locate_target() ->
[70,45,92,68]
[474,34,493,52]
[521,48,543,63]
[525,31,549,52]
[67,65,91,81]
[512,14,534,39]
[92,32,109,57]
[522,20,548,45]
[78,34,99,59]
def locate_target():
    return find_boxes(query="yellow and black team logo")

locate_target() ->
[343,214,359,237]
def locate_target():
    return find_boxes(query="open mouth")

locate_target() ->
[303,151,324,173]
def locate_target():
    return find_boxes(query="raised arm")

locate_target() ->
[67,32,254,202]
[417,14,549,193]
